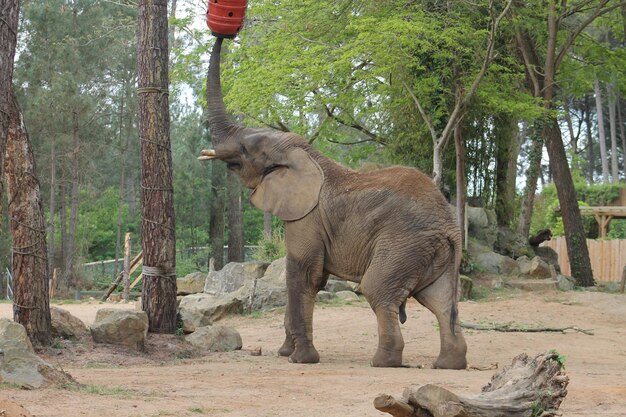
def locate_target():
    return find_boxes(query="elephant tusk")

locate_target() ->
[198,149,217,160]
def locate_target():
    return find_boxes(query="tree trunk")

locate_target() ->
[59,181,67,287]
[594,79,609,184]
[584,94,595,184]
[375,351,568,417]
[63,111,81,290]
[263,212,272,240]
[227,170,244,262]
[494,113,518,227]
[607,81,619,183]
[47,137,56,277]
[209,160,226,270]
[543,119,594,286]
[4,90,52,347]
[618,96,626,176]
[454,126,466,247]
[0,0,20,168]
[137,0,177,334]
[114,88,126,279]
[517,126,543,237]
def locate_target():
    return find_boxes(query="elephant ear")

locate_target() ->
[250,148,323,221]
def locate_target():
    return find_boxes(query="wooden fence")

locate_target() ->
[541,237,626,282]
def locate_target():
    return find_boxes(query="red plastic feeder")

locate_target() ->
[206,0,248,39]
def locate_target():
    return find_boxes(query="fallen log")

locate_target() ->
[374,350,569,417]
[461,321,594,335]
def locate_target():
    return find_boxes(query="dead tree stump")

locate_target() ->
[374,351,569,417]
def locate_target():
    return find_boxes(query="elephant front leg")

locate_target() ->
[278,305,294,357]
[286,286,319,364]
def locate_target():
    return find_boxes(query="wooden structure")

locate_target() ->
[579,206,626,238]
[101,250,143,301]
[542,237,626,282]
[375,351,568,417]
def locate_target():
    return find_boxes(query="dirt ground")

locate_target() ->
[1,287,625,417]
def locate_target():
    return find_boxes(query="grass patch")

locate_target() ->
[62,383,134,397]
[84,361,121,369]
[188,407,206,414]
[0,382,23,389]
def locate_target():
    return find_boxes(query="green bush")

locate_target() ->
[253,230,286,262]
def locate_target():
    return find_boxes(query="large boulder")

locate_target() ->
[467,207,498,247]
[468,240,520,275]
[90,309,149,350]
[0,319,74,389]
[325,278,358,293]
[177,272,206,295]
[204,261,269,296]
[529,256,552,279]
[50,307,88,339]
[533,245,560,272]
[185,325,242,351]
[178,294,243,333]
[494,227,535,259]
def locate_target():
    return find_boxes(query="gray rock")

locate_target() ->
[516,256,532,275]
[468,240,519,275]
[50,307,88,339]
[335,291,360,301]
[316,291,335,302]
[185,325,242,352]
[529,256,552,279]
[532,246,560,271]
[90,309,149,350]
[179,293,243,333]
[177,272,206,295]
[0,319,73,388]
[494,227,535,259]
[325,279,357,293]
[467,207,498,247]
[204,261,269,296]
[557,274,576,291]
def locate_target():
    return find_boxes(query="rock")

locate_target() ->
[90,309,149,350]
[516,256,532,275]
[204,261,269,296]
[186,325,242,351]
[178,293,243,333]
[494,227,535,259]
[50,307,88,339]
[533,246,560,272]
[316,291,335,302]
[236,257,288,312]
[529,256,552,279]
[557,275,576,291]
[468,240,520,275]
[460,275,473,299]
[325,279,357,293]
[335,291,360,301]
[0,319,74,389]
[467,207,498,247]
[177,272,206,295]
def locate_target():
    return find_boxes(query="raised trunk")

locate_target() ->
[4,90,52,347]
[227,170,244,262]
[138,0,177,333]
[207,37,241,143]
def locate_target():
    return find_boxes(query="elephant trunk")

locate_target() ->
[207,37,241,144]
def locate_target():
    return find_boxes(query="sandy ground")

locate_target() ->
[1,288,625,417]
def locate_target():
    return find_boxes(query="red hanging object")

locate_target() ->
[206,0,248,39]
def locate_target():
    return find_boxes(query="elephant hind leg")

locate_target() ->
[415,272,467,370]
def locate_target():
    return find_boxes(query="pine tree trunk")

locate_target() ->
[584,95,595,184]
[137,0,177,334]
[517,126,543,237]
[454,126,466,246]
[494,113,518,227]
[543,119,594,286]
[209,161,226,270]
[594,79,610,184]
[618,96,626,175]
[59,182,67,288]
[226,170,244,262]
[0,0,20,176]
[48,137,57,277]
[4,90,52,347]
[608,81,619,183]
[63,111,80,290]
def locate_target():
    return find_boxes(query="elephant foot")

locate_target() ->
[433,339,468,369]
[371,348,403,367]
[278,339,295,357]
[288,346,320,364]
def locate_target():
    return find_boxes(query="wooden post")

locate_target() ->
[620,265,625,294]
[122,233,131,301]
[49,268,58,299]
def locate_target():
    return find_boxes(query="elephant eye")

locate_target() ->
[227,161,242,171]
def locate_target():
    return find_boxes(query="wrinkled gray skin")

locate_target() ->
[200,38,467,369]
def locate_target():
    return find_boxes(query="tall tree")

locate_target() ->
[511,0,620,286]
[1,0,52,346]
[137,0,177,333]
[594,78,610,183]
[208,159,226,270]
[226,170,244,262]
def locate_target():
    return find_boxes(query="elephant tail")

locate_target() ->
[449,231,462,336]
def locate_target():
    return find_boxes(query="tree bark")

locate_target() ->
[594,78,610,183]
[584,94,595,184]
[209,160,226,270]
[4,90,52,347]
[618,96,626,176]
[0,0,19,168]
[494,113,518,227]
[137,0,177,334]
[226,170,244,262]
[47,137,56,279]
[63,111,81,290]
[608,81,619,183]
[516,126,542,237]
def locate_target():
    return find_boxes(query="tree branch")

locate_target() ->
[461,322,594,335]
[401,80,437,143]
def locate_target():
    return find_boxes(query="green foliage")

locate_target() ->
[252,229,286,263]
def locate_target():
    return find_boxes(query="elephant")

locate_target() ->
[199,37,467,369]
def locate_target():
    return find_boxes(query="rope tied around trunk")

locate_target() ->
[136,86,169,102]
[142,265,176,277]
